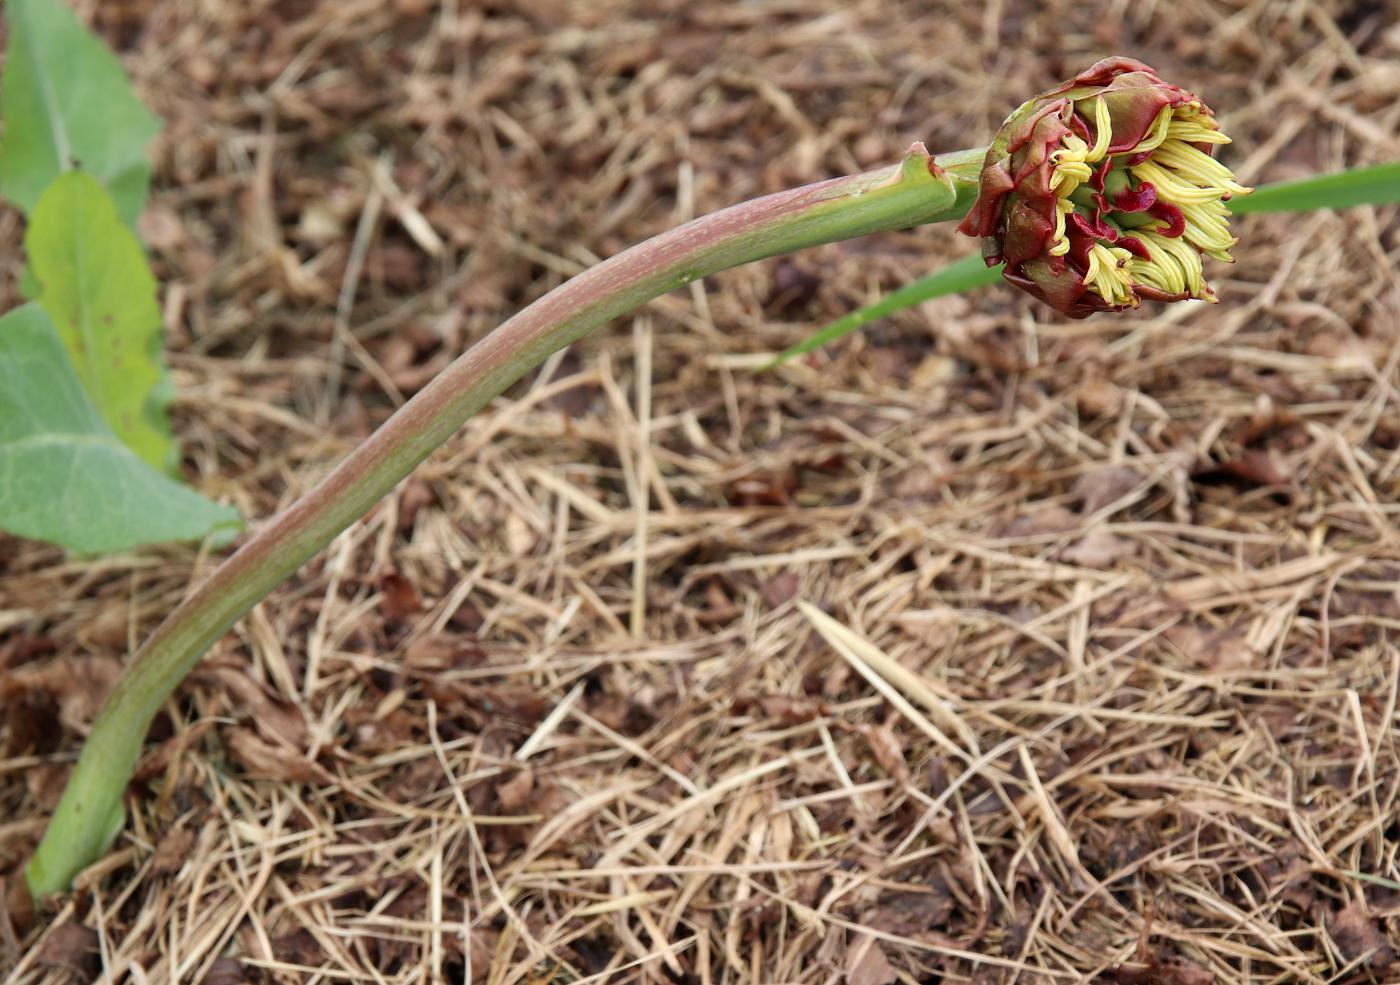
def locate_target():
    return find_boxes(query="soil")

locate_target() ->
[3,1,1400,983]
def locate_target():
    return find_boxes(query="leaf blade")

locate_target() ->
[762,253,1002,369]
[0,305,240,555]
[767,161,1400,367]
[0,0,161,225]
[27,171,176,472]
[1229,161,1400,215]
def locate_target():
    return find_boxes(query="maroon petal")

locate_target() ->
[1001,193,1059,267]
[957,158,1016,240]
[1059,57,1158,92]
[1068,210,1115,242]
[1005,101,1072,158]
[1097,85,1179,154]
[1109,180,1156,213]
[1006,257,1089,316]
[1133,284,1191,304]
[956,56,1231,317]
[1115,234,1150,259]
[1065,227,1096,269]
[1010,105,1073,190]
[1147,201,1186,238]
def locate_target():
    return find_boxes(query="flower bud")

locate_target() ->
[958,57,1251,318]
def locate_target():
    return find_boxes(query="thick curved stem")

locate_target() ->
[26,145,984,897]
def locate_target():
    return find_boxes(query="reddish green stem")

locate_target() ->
[26,144,984,897]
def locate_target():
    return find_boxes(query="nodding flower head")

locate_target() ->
[958,57,1251,318]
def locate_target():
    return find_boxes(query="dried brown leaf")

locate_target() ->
[38,922,100,978]
[272,928,326,968]
[761,570,800,609]
[1192,450,1289,489]
[867,884,954,935]
[404,634,485,674]
[201,956,253,985]
[206,666,308,749]
[151,824,196,875]
[858,723,909,783]
[755,694,825,724]
[224,727,321,783]
[378,571,424,622]
[1,655,122,735]
[1112,951,1215,985]
[1330,903,1396,971]
[1061,529,1134,568]
[496,767,535,813]
[1164,622,1256,671]
[845,933,898,985]
[1073,466,1142,515]
[1003,504,1080,538]
[3,873,35,938]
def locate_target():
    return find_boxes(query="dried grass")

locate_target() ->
[3,1,1400,983]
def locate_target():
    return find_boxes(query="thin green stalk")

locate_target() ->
[766,160,1400,367]
[26,145,986,897]
[763,252,1002,368]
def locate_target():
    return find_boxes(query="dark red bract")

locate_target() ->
[959,57,1248,317]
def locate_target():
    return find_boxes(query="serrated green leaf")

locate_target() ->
[27,171,176,472]
[762,253,1002,369]
[0,305,241,555]
[0,0,161,225]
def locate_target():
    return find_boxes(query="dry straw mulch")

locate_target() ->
[3,1,1400,983]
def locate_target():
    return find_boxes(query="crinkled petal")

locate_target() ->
[1147,201,1186,238]
[957,158,1016,240]
[1107,179,1156,213]
[956,57,1242,317]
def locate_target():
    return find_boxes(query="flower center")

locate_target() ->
[1046,98,1251,306]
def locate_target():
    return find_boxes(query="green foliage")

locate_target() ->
[763,254,1001,368]
[769,161,1400,366]
[1229,161,1400,215]
[0,0,161,225]
[0,0,238,553]
[0,305,241,556]
[28,172,176,472]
